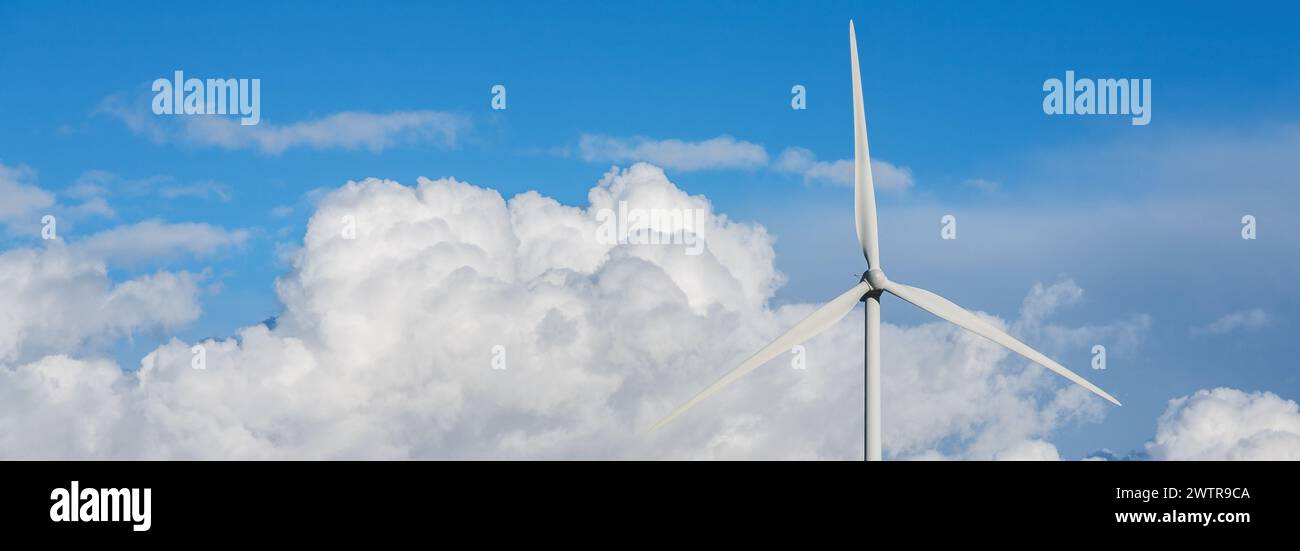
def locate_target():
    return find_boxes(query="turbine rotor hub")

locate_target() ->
[865,269,888,289]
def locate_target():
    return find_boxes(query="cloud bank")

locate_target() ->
[0,163,1149,459]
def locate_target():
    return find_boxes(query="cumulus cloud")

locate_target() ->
[100,93,465,155]
[1147,388,1300,460]
[1191,309,1272,336]
[0,168,242,369]
[774,146,913,190]
[0,164,1137,459]
[578,134,769,171]
[879,278,1140,460]
[0,355,131,458]
[0,244,202,366]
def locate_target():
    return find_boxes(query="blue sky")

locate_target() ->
[1,0,1298,459]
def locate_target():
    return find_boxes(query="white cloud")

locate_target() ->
[10,169,246,264]
[1013,279,1151,357]
[67,197,116,218]
[0,163,55,228]
[158,180,232,202]
[992,439,1062,461]
[570,137,915,190]
[1147,388,1300,460]
[0,355,130,458]
[1191,309,1272,336]
[71,220,248,266]
[65,170,231,205]
[774,146,913,190]
[65,169,175,200]
[0,163,119,234]
[65,170,118,199]
[964,178,1001,193]
[1019,279,1084,326]
[0,244,202,366]
[180,111,465,155]
[879,282,1139,460]
[0,163,1139,459]
[578,134,769,171]
[100,93,465,155]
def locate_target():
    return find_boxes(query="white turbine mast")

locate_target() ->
[650,20,1121,460]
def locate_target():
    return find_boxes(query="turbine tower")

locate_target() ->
[651,21,1121,460]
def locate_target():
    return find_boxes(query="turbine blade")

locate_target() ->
[649,281,873,432]
[883,280,1121,406]
[850,20,881,269]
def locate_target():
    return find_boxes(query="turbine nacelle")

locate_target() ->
[858,269,887,301]
[865,269,888,290]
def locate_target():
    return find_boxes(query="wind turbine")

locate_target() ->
[650,20,1121,460]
